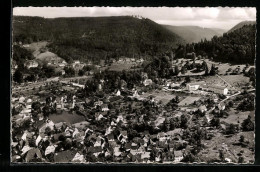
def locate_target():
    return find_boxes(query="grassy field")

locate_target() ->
[220,109,254,125]
[199,131,254,163]
[108,63,135,71]
[25,41,65,64]
[49,111,85,124]
[178,96,201,106]
[220,75,250,89]
[140,90,176,105]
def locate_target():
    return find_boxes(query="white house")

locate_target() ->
[101,104,109,111]
[24,60,38,69]
[133,90,139,97]
[186,81,206,91]
[199,105,207,113]
[143,79,153,86]
[116,90,121,96]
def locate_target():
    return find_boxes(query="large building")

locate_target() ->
[186,81,206,91]
[207,85,228,95]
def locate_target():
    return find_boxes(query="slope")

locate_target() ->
[163,25,226,43]
[13,16,185,63]
[227,20,256,33]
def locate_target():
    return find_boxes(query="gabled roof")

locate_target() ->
[187,81,206,86]
[174,150,183,157]
[25,148,42,162]
[54,150,76,162]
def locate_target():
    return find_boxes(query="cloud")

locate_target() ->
[13,7,256,30]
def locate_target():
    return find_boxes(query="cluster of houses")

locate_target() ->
[117,57,144,64]
[11,83,190,163]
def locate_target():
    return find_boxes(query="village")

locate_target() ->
[11,46,255,163]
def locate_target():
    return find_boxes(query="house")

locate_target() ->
[143,79,153,86]
[107,133,115,141]
[60,70,65,75]
[73,60,80,64]
[133,90,139,97]
[174,150,183,162]
[116,89,121,96]
[199,105,207,113]
[25,148,42,162]
[94,100,103,107]
[170,83,181,88]
[186,52,196,59]
[24,60,38,69]
[186,81,206,91]
[58,60,67,67]
[101,104,109,111]
[207,85,228,95]
[72,152,86,163]
[218,102,226,110]
[54,150,76,162]
[141,72,148,79]
[95,113,104,121]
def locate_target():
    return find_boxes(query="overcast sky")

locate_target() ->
[13,7,256,30]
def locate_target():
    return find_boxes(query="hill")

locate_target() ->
[13,16,185,63]
[175,24,256,64]
[163,25,226,43]
[227,20,256,33]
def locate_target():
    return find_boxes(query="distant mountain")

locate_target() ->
[13,16,185,63]
[163,25,226,43]
[227,20,256,33]
[175,24,256,64]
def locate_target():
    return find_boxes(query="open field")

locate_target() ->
[178,96,201,106]
[220,75,250,89]
[220,109,254,125]
[108,63,135,71]
[24,41,65,64]
[140,90,176,105]
[199,131,254,163]
[49,111,85,124]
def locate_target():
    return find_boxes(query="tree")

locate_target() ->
[175,65,180,75]
[238,156,244,163]
[239,135,245,143]
[241,115,254,131]
[210,117,220,128]
[185,76,191,83]
[210,64,217,75]
[219,149,225,162]
[78,69,85,76]
[13,69,23,83]
[180,114,188,129]
[226,123,236,135]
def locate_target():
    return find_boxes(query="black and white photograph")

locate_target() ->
[11,7,256,164]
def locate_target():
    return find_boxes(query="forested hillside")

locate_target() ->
[13,16,185,63]
[163,25,226,43]
[175,24,256,64]
[227,21,256,33]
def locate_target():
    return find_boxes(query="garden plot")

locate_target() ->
[178,96,201,106]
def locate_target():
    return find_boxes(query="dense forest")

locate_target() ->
[175,24,256,64]
[13,16,185,64]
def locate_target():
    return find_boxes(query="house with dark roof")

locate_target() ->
[174,150,183,162]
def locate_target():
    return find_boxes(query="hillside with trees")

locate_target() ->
[13,16,185,64]
[227,20,256,33]
[175,23,256,64]
[163,25,226,43]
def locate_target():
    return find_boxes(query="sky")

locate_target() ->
[13,7,256,30]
